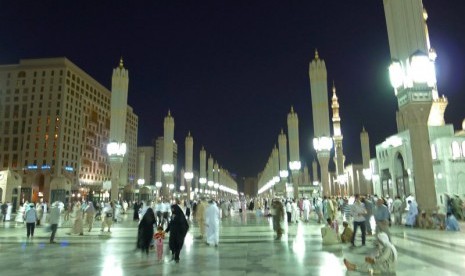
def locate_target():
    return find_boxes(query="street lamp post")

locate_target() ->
[107,142,126,201]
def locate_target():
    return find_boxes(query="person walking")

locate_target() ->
[374,198,392,241]
[71,202,84,235]
[165,204,189,263]
[101,203,113,233]
[85,202,96,232]
[24,203,37,238]
[271,198,285,240]
[1,202,7,222]
[196,198,207,240]
[49,202,61,243]
[350,194,367,247]
[205,200,220,247]
[391,196,403,226]
[137,207,156,255]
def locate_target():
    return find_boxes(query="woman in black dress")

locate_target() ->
[133,202,140,221]
[137,207,156,255]
[165,204,189,263]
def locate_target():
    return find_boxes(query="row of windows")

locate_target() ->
[430,141,465,160]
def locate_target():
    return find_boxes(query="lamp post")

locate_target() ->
[184,132,194,200]
[107,142,126,201]
[199,147,207,194]
[287,106,301,199]
[313,136,333,197]
[162,110,175,199]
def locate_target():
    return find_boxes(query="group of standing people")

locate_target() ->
[137,202,189,263]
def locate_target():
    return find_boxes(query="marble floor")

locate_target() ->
[0,211,464,276]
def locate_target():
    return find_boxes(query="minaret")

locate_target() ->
[331,82,345,177]
[309,50,333,196]
[184,132,194,199]
[384,0,437,211]
[360,126,372,195]
[287,106,301,199]
[108,57,129,200]
[162,111,175,198]
[278,129,289,195]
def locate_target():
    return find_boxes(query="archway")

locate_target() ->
[394,153,409,198]
[32,174,45,203]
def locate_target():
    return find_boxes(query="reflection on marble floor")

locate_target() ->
[1,212,464,276]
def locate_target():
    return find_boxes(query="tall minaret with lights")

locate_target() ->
[331,82,345,195]
[384,0,442,211]
[309,50,333,196]
[108,58,129,201]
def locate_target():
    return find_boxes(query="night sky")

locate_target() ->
[1,1,464,179]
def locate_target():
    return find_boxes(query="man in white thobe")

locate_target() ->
[205,200,220,246]
[302,198,311,222]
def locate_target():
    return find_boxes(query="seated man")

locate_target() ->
[445,212,460,231]
[344,232,397,274]
[418,211,433,229]
[340,221,353,243]
[321,218,340,245]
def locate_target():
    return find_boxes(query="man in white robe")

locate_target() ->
[205,200,220,246]
[405,200,418,227]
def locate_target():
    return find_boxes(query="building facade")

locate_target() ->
[0,57,138,205]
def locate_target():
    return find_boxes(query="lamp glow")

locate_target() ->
[162,164,174,173]
[155,181,162,188]
[389,61,404,88]
[199,178,207,184]
[279,170,289,178]
[184,172,194,180]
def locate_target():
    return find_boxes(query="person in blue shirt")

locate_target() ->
[445,212,460,231]
[374,198,391,241]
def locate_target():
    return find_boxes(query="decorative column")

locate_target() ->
[199,147,207,194]
[278,129,289,195]
[184,132,194,200]
[107,58,128,201]
[155,159,162,197]
[360,127,372,195]
[213,162,219,198]
[287,106,301,199]
[207,155,214,194]
[162,111,175,199]
[309,50,333,196]
[384,0,437,211]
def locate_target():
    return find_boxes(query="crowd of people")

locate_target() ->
[2,192,464,273]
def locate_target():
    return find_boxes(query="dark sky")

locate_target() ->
[1,0,464,178]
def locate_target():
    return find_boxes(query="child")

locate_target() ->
[154,226,165,262]
[340,221,353,243]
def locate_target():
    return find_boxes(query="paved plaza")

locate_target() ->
[0,211,464,276]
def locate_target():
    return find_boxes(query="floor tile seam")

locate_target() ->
[392,233,465,254]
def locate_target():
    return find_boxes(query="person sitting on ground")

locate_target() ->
[418,211,433,229]
[431,212,445,230]
[321,218,340,245]
[344,232,397,274]
[445,212,460,231]
[340,221,353,243]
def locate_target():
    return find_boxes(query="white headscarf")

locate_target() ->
[377,232,397,260]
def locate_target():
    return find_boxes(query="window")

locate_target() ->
[452,141,461,159]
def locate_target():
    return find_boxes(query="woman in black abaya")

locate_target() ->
[165,204,189,263]
[137,207,156,255]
